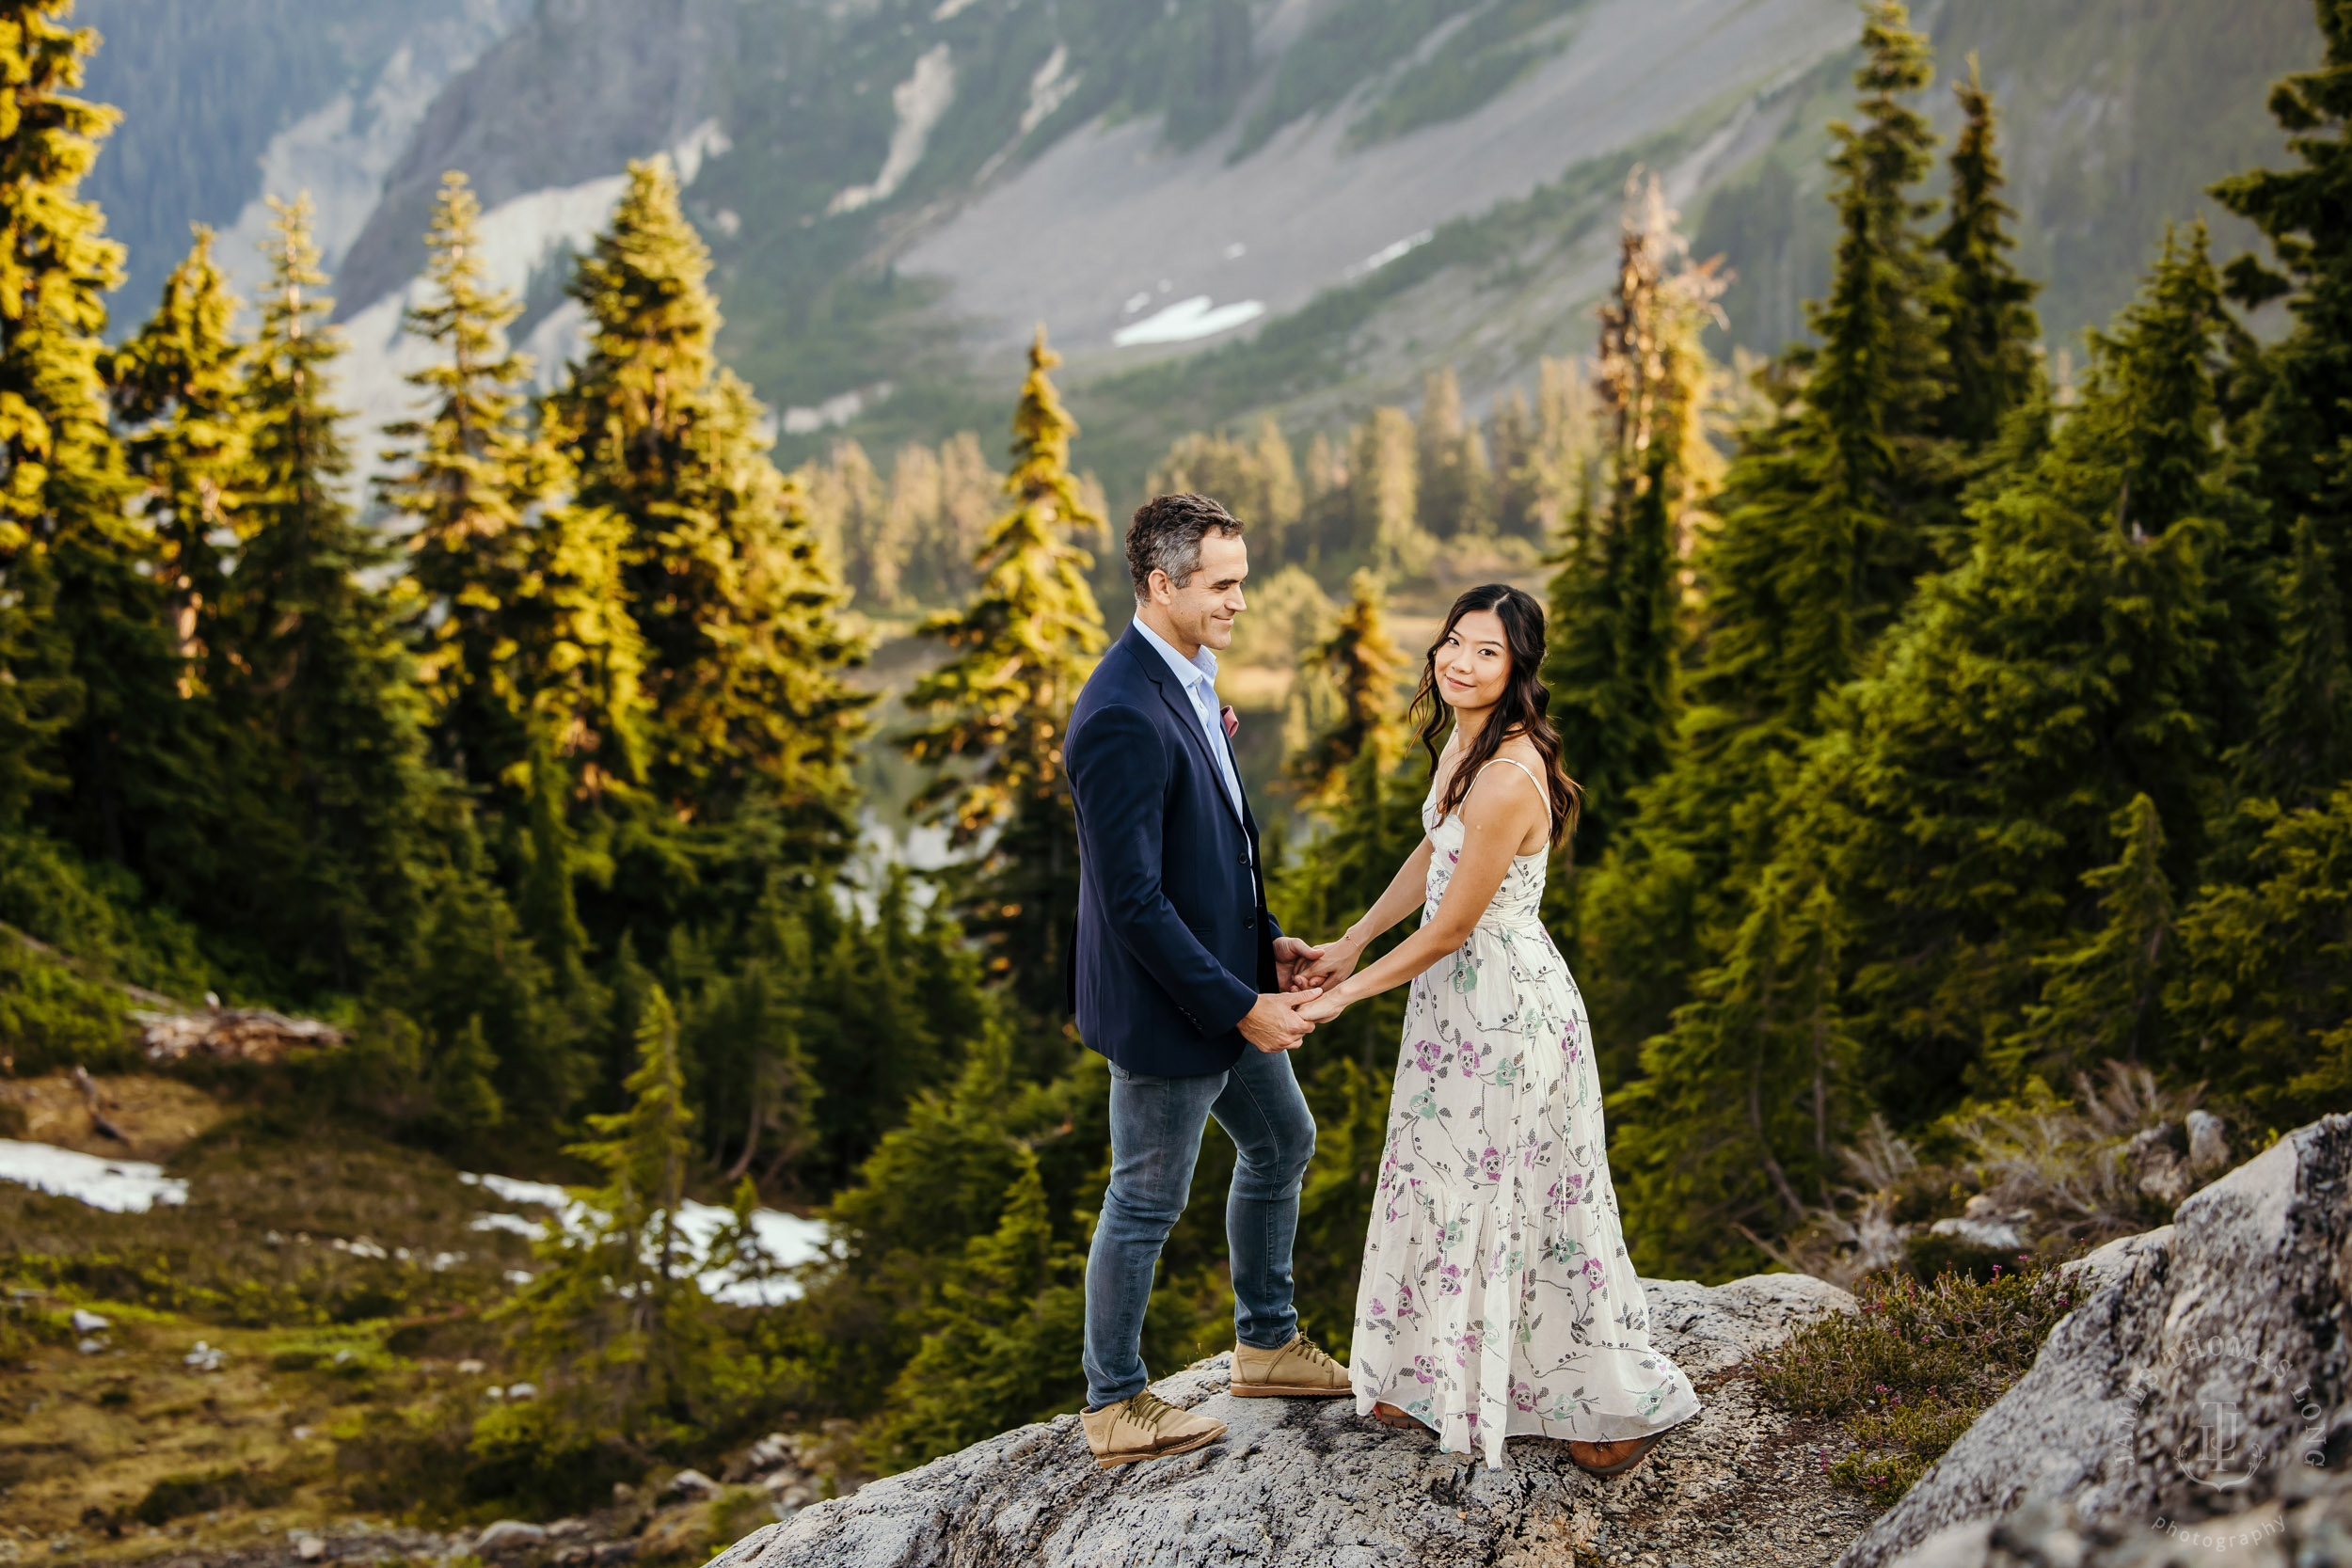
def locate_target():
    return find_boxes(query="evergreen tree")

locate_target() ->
[1932,55,2042,449]
[1285,570,1406,809]
[0,1,187,874]
[1572,0,1958,1080]
[1613,866,1856,1278]
[552,158,866,848]
[511,982,714,1434]
[2211,0,2352,591]
[2238,516,2351,809]
[1750,228,2219,1138]
[868,1144,1087,1469]
[2008,794,2175,1081]
[1542,175,1724,858]
[381,170,557,798]
[221,197,437,994]
[110,227,249,689]
[1697,0,1948,740]
[1350,406,1430,578]
[2165,785,2352,1128]
[900,327,1106,1019]
[1415,368,1491,538]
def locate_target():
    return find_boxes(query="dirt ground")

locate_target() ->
[0,1073,226,1162]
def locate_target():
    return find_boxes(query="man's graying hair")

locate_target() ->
[1127,492,1243,598]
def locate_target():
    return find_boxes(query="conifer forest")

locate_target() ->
[1,0,2350,1557]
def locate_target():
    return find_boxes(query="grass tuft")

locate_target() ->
[1746,1252,2081,1503]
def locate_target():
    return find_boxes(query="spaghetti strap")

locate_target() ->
[1474,755,1550,830]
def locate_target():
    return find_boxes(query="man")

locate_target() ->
[1064,492,1352,1469]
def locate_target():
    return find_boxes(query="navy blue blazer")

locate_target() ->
[1064,622,1280,1077]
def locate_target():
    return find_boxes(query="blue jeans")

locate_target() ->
[1081,1046,1317,1410]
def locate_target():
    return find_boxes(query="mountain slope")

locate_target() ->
[67,0,2328,505]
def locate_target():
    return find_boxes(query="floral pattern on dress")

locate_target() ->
[1350,766,1702,1469]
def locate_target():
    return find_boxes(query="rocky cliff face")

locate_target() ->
[707,1273,1877,1568]
[1847,1116,2351,1568]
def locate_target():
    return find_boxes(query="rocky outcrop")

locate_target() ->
[331,0,735,311]
[708,1273,1877,1568]
[1843,1115,2352,1568]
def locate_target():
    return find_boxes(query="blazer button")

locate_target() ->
[1244,913,1256,929]
[1237,851,1248,864]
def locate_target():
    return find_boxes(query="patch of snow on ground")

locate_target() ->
[1113,294,1266,347]
[460,1172,828,1304]
[830,44,957,214]
[0,1139,188,1212]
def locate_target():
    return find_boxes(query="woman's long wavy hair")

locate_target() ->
[1408,583,1581,848]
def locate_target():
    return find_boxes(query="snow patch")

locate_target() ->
[1019,45,1076,137]
[1112,295,1266,347]
[1342,228,1435,281]
[780,381,893,436]
[0,1139,188,1212]
[217,6,531,299]
[831,45,957,214]
[459,1171,828,1306]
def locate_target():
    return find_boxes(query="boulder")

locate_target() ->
[661,1466,721,1501]
[707,1273,1876,1568]
[1842,1115,2352,1568]
[473,1519,549,1553]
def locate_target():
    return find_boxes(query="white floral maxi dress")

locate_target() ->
[1350,759,1701,1468]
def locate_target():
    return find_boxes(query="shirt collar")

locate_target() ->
[1132,614,1218,696]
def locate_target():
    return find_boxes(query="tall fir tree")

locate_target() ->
[1542,174,1724,859]
[510,981,715,1434]
[1932,55,2042,450]
[218,197,439,995]
[2211,0,2352,594]
[1572,0,1959,1075]
[381,170,563,799]
[1284,569,1406,810]
[1618,226,2227,1264]
[2238,516,2351,809]
[110,227,250,691]
[2008,793,2175,1081]
[900,327,1106,1020]
[0,1,188,872]
[552,157,866,862]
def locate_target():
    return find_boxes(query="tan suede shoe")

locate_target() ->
[1230,1331,1351,1398]
[1079,1388,1227,1469]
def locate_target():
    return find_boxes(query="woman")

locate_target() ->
[1295,583,1699,1475]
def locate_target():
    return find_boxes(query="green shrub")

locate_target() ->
[1747,1253,2081,1502]
[135,1465,292,1525]
[0,937,135,1073]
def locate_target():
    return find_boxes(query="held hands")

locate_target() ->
[1295,932,1367,993]
[1239,989,1323,1053]
[1296,987,1352,1025]
[1271,935,1327,993]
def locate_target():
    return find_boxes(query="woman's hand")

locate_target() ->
[1296,932,1367,991]
[1297,988,1353,1024]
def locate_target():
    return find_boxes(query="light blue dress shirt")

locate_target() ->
[1132,616,1248,844]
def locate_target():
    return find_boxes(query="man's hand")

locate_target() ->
[1272,935,1327,992]
[1239,989,1322,1053]
[1297,933,1366,992]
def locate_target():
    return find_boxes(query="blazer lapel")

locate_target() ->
[1124,626,1246,832]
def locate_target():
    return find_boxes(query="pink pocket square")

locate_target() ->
[1221,705,1239,740]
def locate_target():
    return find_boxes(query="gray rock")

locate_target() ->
[2185,1110,2230,1176]
[662,1466,722,1500]
[1930,1215,2026,1250]
[1842,1115,2352,1568]
[707,1273,1873,1568]
[473,1519,549,1553]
